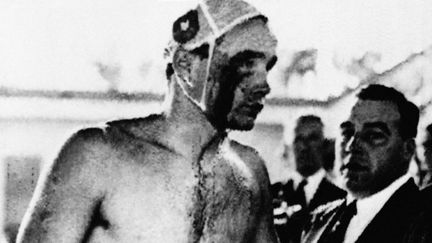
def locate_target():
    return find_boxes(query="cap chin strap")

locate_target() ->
[174,38,216,113]
[198,38,215,111]
[176,0,219,112]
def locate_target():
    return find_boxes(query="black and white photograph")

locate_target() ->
[1,0,432,242]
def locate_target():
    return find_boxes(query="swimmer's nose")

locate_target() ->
[251,83,271,100]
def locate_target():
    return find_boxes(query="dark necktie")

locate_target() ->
[319,200,357,243]
[296,179,308,207]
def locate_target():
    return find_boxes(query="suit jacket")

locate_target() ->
[302,179,421,243]
[419,184,432,207]
[403,185,432,243]
[403,208,432,243]
[273,178,346,243]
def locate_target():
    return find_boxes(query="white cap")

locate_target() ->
[165,0,265,111]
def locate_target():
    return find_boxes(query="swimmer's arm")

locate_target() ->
[16,129,106,243]
[253,158,280,243]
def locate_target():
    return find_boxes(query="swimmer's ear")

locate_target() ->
[172,47,193,81]
[172,47,209,101]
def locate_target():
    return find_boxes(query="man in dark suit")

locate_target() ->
[273,115,346,243]
[302,84,421,243]
[403,185,432,243]
[403,168,432,242]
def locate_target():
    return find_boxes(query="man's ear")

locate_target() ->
[403,138,416,161]
[172,47,193,81]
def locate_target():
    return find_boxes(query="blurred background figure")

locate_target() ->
[272,115,346,243]
[404,126,432,243]
[417,124,432,188]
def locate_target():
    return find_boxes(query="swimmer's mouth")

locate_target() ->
[243,104,264,117]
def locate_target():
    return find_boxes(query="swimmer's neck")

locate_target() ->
[162,79,224,157]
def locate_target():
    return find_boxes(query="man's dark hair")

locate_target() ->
[357,84,419,139]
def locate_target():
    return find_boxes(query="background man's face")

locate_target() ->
[206,19,277,131]
[293,121,324,177]
[339,100,407,198]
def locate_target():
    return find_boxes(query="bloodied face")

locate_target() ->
[339,100,411,198]
[204,18,278,131]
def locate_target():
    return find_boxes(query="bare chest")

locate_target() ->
[90,143,261,242]
[196,146,262,242]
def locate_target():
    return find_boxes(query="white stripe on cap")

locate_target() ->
[198,0,221,37]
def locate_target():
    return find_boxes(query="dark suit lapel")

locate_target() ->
[309,179,329,210]
[355,179,420,243]
[309,178,346,210]
[302,199,346,243]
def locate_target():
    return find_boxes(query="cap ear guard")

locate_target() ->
[199,39,215,110]
[173,10,200,44]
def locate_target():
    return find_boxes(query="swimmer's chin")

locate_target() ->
[226,119,256,131]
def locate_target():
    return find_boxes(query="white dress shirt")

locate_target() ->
[294,169,326,205]
[343,173,411,243]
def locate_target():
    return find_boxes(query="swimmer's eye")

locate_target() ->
[266,56,278,71]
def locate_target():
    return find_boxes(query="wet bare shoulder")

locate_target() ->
[16,127,110,242]
[104,114,173,152]
[51,127,110,179]
[105,114,164,138]
[228,139,269,183]
[228,140,279,243]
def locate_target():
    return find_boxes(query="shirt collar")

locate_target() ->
[343,173,411,243]
[347,173,411,208]
[296,169,326,204]
[294,169,325,187]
